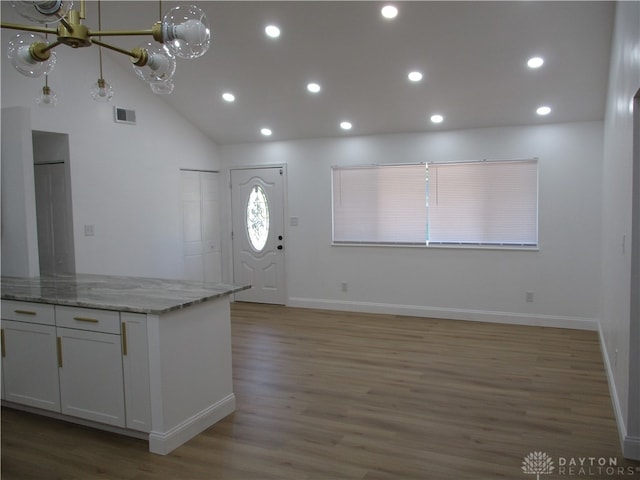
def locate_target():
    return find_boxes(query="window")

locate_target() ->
[331,159,538,247]
[246,185,270,252]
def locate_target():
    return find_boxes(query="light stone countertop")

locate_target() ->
[1,274,250,315]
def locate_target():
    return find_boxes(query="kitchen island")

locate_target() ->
[1,274,249,455]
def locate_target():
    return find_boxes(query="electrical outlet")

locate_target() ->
[341,282,348,293]
[526,291,534,303]
[84,224,95,237]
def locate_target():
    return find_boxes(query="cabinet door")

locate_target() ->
[2,320,60,412]
[121,313,151,432]
[57,327,125,427]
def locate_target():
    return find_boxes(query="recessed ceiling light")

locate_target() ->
[307,82,321,93]
[536,106,551,116]
[222,92,235,102]
[527,57,544,69]
[265,25,280,38]
[430,114,444,124]
[340,121,352,130]
[408,71,423,82]
[261,128,272,136]
[381,5,398,19]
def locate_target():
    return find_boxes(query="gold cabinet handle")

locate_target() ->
[1,329,5,358]
[121,322,128,356]
[73,316,99,323]
[57,337,63,367]
[14,309,36,315]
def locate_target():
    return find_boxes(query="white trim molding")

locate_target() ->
[287,298,598,331]
[148,394,236,455]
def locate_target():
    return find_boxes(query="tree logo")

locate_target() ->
[522,451,555,479]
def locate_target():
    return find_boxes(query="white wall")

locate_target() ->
[221,121,603,329]
[1,30,221,279]
[1,107,40,277]
[601,1,640,459]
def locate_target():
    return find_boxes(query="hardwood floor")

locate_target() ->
[2,303,638,479]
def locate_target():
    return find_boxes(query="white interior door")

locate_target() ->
[182,170,222,283]
[34,162,74,275]
[231,167,285,304]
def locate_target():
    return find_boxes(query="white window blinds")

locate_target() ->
[332,164,427,244]
[331,159,538,247]
[428,160,537,245]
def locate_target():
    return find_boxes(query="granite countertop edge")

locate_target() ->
[1,274,251,315]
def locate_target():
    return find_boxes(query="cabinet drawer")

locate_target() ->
[1,300,55,325]
[55,306,120,334]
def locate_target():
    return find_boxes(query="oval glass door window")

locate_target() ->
[246,185,270,252]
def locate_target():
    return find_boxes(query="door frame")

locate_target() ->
[228,164,288,304]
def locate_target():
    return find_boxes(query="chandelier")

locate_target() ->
[1,1,211,104]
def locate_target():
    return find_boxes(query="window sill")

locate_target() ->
[331,242,540,252]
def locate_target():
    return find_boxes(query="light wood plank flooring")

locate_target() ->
[2,303,638,479]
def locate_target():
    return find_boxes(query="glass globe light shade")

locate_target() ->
[7,32,56,77]
[90,78,114,102]
[150,80,175,95]
[36,85,57,107]
[132,43,176,84]
[162,4,211,59]
[10,1,73,25]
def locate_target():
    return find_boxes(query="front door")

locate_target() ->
[231,167,286,304]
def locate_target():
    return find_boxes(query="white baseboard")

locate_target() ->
[148,393,236,455]
[598,322,628,452]
[624,435,640,460]
[598,323,640,461]
[287,297,598,330]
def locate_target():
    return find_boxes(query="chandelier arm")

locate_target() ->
[91,38,143,62]
[57,16,73,33]
[90,29,155,37]
[40,40,63,53]
[1,23,57,35]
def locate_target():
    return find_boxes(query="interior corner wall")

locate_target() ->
[1,29,221,280]
[220,121,603,330]
[600,0,640,460]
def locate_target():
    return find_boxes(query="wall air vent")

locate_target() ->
[113,106,136,125]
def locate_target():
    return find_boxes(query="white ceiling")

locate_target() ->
[3,1,615,145]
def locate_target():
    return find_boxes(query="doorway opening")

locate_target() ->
[32,131,75,275]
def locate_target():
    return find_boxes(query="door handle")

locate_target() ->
[277,245,283,250]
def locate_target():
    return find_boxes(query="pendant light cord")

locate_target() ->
[44,25,49,88]
[97,0,104,80]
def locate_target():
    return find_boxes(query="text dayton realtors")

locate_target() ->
[557,456,637,477]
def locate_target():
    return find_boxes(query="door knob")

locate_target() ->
[277,245,283,250]
[278,235,283,240]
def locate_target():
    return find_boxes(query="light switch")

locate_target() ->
[84,225,95,237]
[290,216,299,227]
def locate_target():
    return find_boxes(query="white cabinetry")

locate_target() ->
[57,327,125,427]
[1,301,151,432]
[1,287,235,455]
[121,312,151,432]
[1,301,60,412]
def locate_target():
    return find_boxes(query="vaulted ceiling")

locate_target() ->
[2,1,615,145]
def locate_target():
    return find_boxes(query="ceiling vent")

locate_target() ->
[113,106,136,125]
